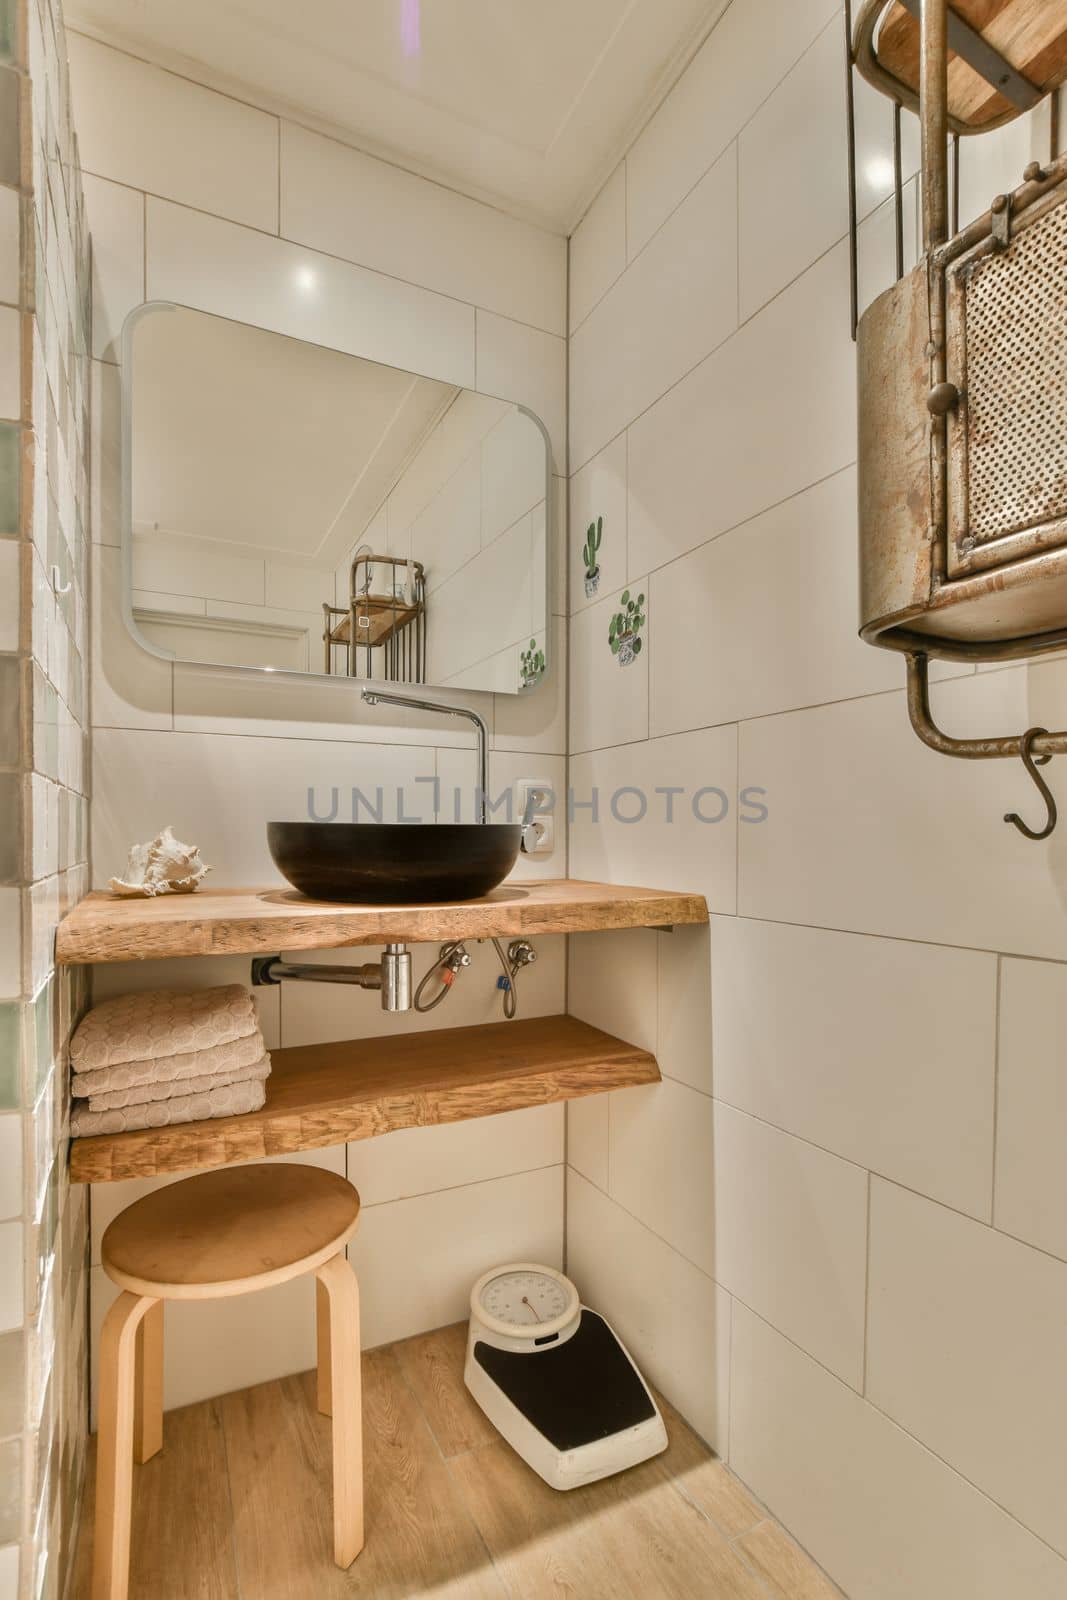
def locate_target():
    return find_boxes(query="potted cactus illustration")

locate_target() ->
[583,516,603,598]
[608,590,645,667]
[519,638,546,688]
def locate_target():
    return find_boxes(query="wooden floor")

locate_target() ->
[70,1323,841,1600]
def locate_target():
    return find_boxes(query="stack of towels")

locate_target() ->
[70,985,271,1137]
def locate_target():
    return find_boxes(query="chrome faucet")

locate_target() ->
[360,687,490,823]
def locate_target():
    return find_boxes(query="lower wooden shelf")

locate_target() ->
[69,1014,659,1185]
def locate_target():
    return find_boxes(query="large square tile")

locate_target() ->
[569,162,626,334]
[82,174,143,363]
[867,1177,1067,1556]
[995,957,1067,1260]
[569,580,648,755]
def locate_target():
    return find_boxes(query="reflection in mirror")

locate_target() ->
[126,305,551,694]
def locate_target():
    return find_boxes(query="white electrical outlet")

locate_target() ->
[515,777,555,855]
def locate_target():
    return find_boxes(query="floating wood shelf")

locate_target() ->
[69,1015,659,1184]
[55,879,708,966]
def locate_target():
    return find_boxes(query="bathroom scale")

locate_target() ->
[464,1263,668,1490]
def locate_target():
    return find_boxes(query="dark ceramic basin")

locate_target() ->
[266,822,522,904]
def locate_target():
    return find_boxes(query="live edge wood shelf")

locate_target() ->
[55,878,708,966]
[68,1016,661,1185]
[61,877,706,1185]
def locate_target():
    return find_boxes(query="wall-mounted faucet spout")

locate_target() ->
[361,687,489,823]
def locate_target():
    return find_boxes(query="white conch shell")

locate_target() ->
[107,826,211,897]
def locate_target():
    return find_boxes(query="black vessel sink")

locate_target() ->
[267,822,522,904]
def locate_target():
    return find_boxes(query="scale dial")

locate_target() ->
[471,1263,580,1342]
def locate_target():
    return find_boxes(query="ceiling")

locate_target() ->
[132,308,457,570]
[65,0,731,230]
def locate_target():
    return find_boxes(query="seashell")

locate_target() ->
[107,826,212,898]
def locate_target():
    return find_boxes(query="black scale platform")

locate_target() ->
[473,1309,657,1451]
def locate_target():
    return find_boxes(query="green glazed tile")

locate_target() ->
[0,424,18,538]
[0,774,19,883]
[32,978,50,1098]
[0,70,17,191]
[0,1005,16,1110]
[0,2,17,67]
[0,657,18,767]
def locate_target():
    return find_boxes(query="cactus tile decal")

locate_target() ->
[583,516,602,597]
[608,589,645,666]
[519,637,546,688]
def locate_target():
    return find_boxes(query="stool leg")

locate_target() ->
[133,1301,164,1464]
[316,1279,332,1417]
[93,1292,159,1600]
[315,1253,363,1568]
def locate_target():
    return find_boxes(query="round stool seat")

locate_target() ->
[101,1163,361,1300]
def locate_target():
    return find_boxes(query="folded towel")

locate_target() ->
[70,1073,267,1137]
[71,985,258,1072]
[83,1054,271,1112]
[71,1030,267,1099]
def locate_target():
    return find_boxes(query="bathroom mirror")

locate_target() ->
[122,304,552,694]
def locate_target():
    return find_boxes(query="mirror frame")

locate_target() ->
[118,300,555,696]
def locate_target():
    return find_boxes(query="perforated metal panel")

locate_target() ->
[960,200,1067,547]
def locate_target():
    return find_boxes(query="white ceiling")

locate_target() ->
[132,307,457,569]
[65,0,731,230]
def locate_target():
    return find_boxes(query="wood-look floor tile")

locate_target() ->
[737,1521,843,1599]
[391,1321,496,1457]
[655,1396,763,1539]
[68,1398,239,1600]
[450,1437,770,1600]
[222,1356,507,1599]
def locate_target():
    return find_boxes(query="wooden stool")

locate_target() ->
[92,1163,363,1600]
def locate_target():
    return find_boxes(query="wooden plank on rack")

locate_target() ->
[69,1015,661,1184]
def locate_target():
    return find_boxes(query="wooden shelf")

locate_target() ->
[55,878,708,966]
[69,1015,659,1184]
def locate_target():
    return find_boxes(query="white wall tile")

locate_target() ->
[738,20,846,320]
[656,921,712,1096]
[281,124,565,336]
[89,360,121,545]
[730,1300,1067,1600]
[711,918,996,1219]
[347,1105,563,1207]
[569,580,648,755]
[351,1166,563,1349]
[0,1544,16,1598]
[82,174,143,363]
[627,242,856,576]
[712,1100,868,1387]
[147,198,476,388]
[625,0,837,259]
[569,726,738,915]
[570,146,737,472]
[475,310,565,473]
[69,33,279,233]
[569,433,627,613]
[0,1119,19,1221]
[738,663,1067,960]
[567,927,658,1054]
[996,958,1067,1261]
[91,727,436,889]
[566,1098,609,1191]
[609,1076,715,1278]
[567,1170,730,1451]
[0,894,20,999]
[649,468,904,736]
[867,1177,1067,1556]
[569,162,626,334]
[0,1221,21,1331]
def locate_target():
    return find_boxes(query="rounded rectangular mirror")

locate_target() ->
[122,303,552,694]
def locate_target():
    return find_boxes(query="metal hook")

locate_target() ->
[1004,728,1057,842]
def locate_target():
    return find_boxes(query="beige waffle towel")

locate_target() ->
[71,985,258,1072]
[69,1073,267,1137]
[83,1055,271,1112]
[71,1030,267,1099]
